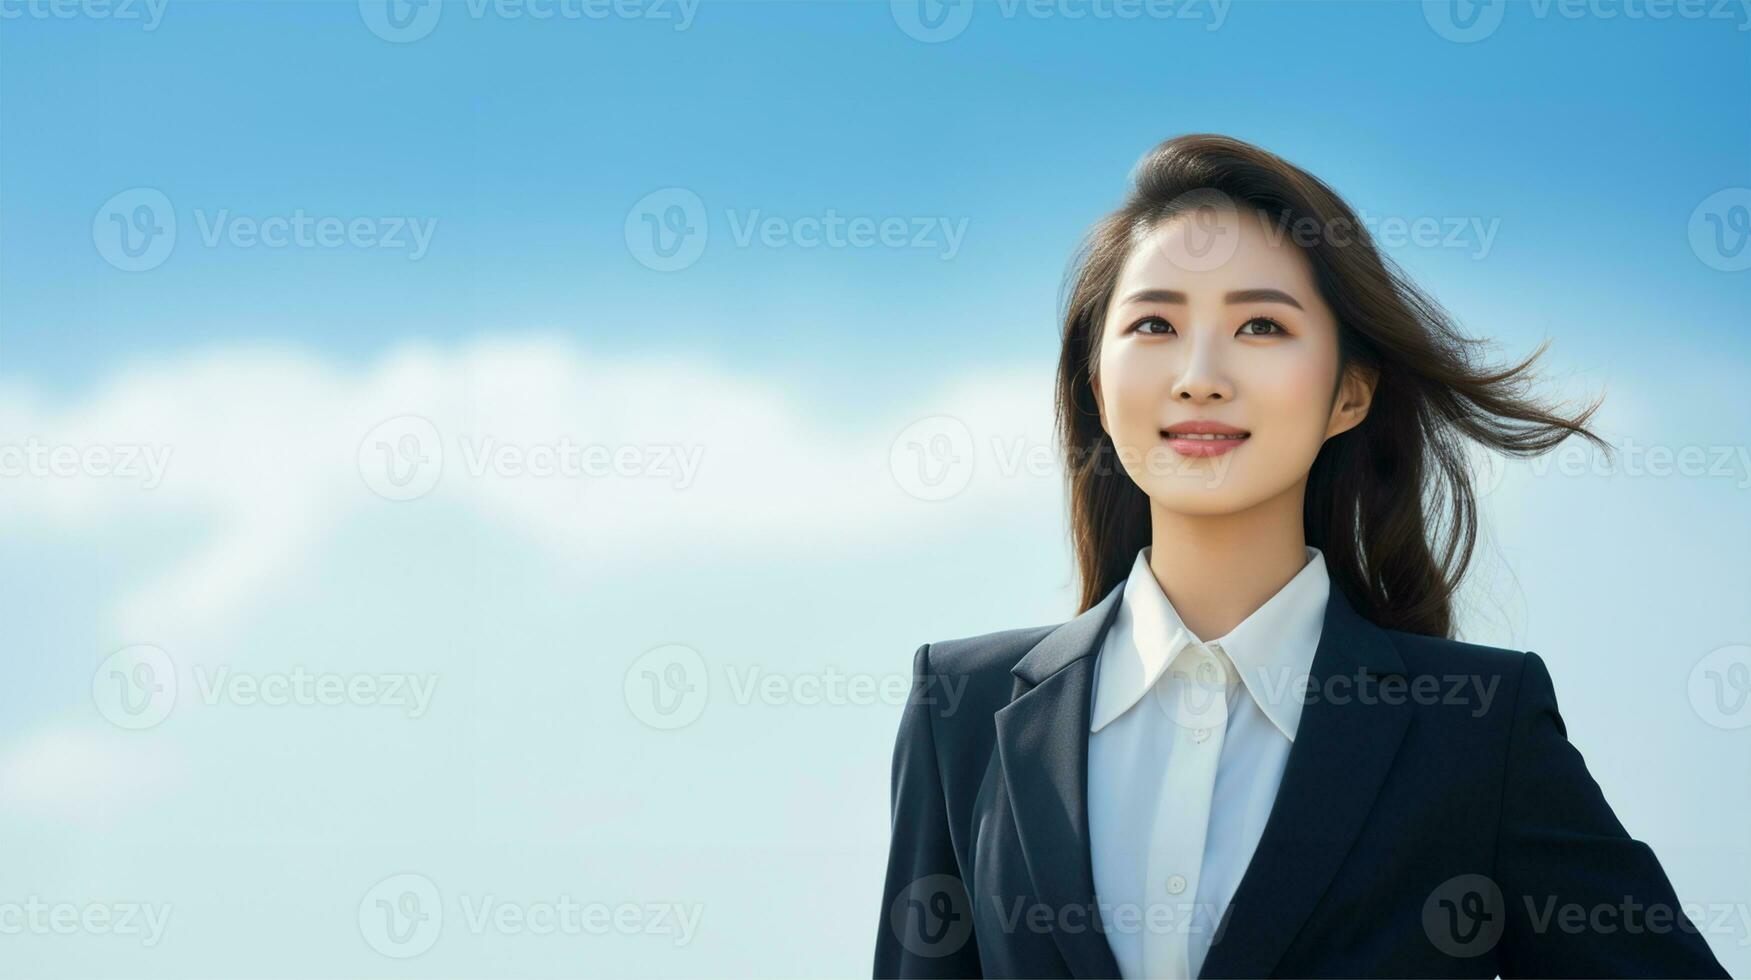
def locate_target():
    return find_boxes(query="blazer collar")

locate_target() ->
[1087,545,1332,739]
[997,571,1409,979]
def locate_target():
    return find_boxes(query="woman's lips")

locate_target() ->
[1161,430,1250,457]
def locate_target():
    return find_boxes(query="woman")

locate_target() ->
[872,134,1729,979]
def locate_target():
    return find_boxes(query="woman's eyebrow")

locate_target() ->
[1120,287,1305,310]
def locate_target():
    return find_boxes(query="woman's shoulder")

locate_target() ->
[917,621,1062,675]
[898,622,1065,730]
[1382,626,1532,675]
[1375,626,1559,730]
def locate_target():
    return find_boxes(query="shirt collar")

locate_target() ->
[1089,544,1330,740]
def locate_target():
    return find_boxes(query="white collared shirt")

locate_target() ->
[1087,544,1330,979]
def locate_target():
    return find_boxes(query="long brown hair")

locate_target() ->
[1055,134,1610,637]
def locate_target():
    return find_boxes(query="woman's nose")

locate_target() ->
[1170,336,1234,402]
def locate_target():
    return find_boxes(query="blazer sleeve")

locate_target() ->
[1493,650,1730,978]
[873,643,984,979]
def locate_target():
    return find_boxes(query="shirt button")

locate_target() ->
[1198,662,1216,681]
[1166,874,1187,895]
[1194,728,1211,743]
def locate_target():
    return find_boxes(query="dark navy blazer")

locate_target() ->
[873,578,1730,979]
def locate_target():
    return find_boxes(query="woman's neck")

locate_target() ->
[1145,486,1311,642]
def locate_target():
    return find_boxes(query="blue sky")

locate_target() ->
[4,0,1749,395]
[2,1,1749,975]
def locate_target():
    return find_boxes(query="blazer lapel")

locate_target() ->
[994,583,1126,980]
[1197,583,1412,979]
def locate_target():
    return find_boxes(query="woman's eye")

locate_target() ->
[1131,316,1174,336]
[1240,317,1286,336]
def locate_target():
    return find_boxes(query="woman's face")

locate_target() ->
[1092,206,1373,515]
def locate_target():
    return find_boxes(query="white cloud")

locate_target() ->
[0,334,1061,641]
[0,726,184,820]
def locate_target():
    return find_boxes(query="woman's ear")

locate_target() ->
[1326,363,1377,439]
[1090,369,1108,434]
